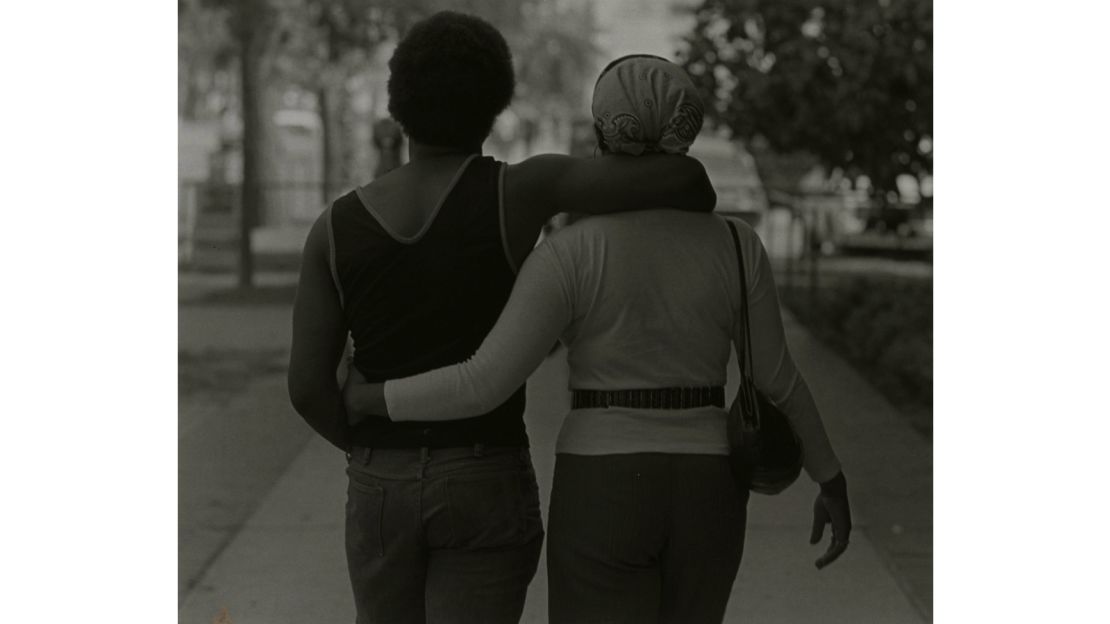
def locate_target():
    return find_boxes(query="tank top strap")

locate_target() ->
[324,202,344,309]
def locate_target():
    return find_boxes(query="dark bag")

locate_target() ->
[726,220,804,496]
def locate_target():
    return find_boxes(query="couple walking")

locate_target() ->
[288,10,850,624]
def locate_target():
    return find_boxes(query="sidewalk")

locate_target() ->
[178,310,931,624]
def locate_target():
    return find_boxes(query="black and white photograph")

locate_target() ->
[175,0,932,622]
[25,1,1110,623]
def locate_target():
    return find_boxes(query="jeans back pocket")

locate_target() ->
[346,473,385,558]
[445,471,539,550]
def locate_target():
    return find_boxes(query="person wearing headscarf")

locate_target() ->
[343,54,851,623]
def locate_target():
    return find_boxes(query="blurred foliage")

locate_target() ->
[782,274,932,434]
[513,2,600,121]
[270,0,404,199]
[268,0,397,85]
[179,0,599,124]
[679,0,932,198]
[178,1,236,119]
[748,146,821,201]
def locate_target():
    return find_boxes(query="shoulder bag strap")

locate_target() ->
[727,219,760,428]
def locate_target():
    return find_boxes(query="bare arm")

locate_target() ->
[287,209,350,451]
[730,220,841,483]
[344,243,572,421]
[502,153,716,267]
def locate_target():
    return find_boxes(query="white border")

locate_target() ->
[5,0,1110,619]
[3,0,177,618]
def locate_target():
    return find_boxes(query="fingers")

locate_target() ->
[814,538,849,570]
[813,497,852,570]
[810,496,829,545]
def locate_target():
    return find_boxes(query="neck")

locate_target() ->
[408,140,482,162]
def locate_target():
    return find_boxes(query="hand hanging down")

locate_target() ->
[811,471,852,569]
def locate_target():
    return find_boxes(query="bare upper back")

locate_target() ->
[355,155,475,239]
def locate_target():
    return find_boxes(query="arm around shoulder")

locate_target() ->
[502,153,716,268]
[509,153,715,217]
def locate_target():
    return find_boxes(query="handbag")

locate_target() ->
[726,220,804,496]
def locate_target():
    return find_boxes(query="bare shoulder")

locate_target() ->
[302,206,331,257]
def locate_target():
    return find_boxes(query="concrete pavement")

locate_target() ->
[179,277,315,602]
[178,296,932,623]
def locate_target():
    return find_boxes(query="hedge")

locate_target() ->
[780,274,933,436]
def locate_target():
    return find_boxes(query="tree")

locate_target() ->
[679,0,932,201]
[513,1,599,127]
[184,0,375,286]
[275,0,404,204]
[231,0,282,288]
[181,0,286,287]
[178,1,235,120]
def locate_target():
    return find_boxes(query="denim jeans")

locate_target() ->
[345,445,544,624]
[547,453,749,624]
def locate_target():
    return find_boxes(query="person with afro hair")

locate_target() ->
[289,11,718,623]
[385,11,516,152]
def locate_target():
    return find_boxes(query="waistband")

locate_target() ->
[346,444,532,479]
[347,444,525,464]
[571,386,725,410]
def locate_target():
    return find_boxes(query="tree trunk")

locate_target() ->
[319,80,344,207]
[238,27,264,288]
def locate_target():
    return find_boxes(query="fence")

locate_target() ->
[179,180,337,269]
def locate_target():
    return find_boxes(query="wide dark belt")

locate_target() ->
[571,387,725,410]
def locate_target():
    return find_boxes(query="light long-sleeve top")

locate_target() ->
[385,210,841,482]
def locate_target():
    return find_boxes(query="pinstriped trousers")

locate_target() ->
[547,453,748,624]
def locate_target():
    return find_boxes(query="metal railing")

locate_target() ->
[179,180,339,269]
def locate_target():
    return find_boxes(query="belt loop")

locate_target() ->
[474,443,485,457]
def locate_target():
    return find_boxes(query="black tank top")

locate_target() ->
[327,155,527,448]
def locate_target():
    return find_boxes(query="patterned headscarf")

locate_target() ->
[591,55,705,156]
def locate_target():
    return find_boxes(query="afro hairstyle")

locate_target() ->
[387,11,515,149]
